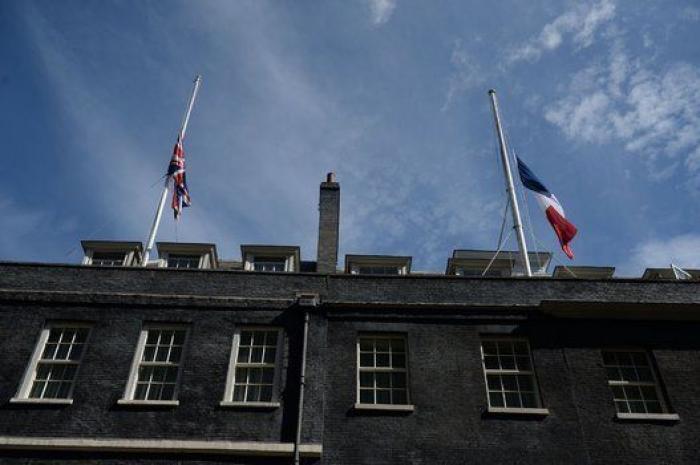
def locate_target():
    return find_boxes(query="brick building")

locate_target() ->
[1,175,699,464]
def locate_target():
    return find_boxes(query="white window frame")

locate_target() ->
[118,324,189,406]
[480,336,549,415]
[83,250,130,267]
[245,254,294,272]
[221,327,284,408]
[354,333,414,412]
[602,349,679,421]
[12,323,92,405]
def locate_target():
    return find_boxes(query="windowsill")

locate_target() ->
[353,403,415,412]
[219,401,281,409]
[616,412,680,422]
[487,407,550,416]
[9,397,73,405]
[116,399,179,407]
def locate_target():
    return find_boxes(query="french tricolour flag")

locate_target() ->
[517,157,578,259]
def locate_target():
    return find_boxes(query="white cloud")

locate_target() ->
[367,0,396,26]
[544,44,700,185]
[441,39,485,111]
[623,234,700,275]
[508,0,616,64]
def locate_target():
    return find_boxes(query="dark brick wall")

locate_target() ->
[321,316,700,465]
[1,264,700,464]
[315,181,340,274]
[0,303,321,447]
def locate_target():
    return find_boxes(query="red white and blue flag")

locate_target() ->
[517,157,577,259]
[167,136,191,219]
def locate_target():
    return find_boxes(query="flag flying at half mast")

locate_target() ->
[167,135,191,219]
[517,157,578,259]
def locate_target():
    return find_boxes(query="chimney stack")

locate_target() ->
[316,172,340,273]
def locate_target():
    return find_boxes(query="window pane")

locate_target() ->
[615,400,629,413]
[376,373,390,388]
[360,389,374,404]
[625,386,642,400]
[169,347,182,363]
[161,384,175,400]
[376,390,391,404]
[264,348,276,364]
[489,391,504,407]
[29,382,45,398]
[173,330,186,346]
[134,383,148,400]
[233,385,245,401]
[262,367,275,384]
[260,385,273,402]
[247,385,260,402]
[375,339,390,352]
[360,372,374,388]
[484,356,499,370]
[359,339,373,351]
[517,374,534,392]
[500,356,516,370]
[637,367,653,382]
[393,389,408,405]
[55,344,70,360]
[641,386,659,401]
[521,392,537,408]
[391,372,406,388]
[502,375,518,391]
[505,392,521,408]
[376,353,390,367]
[237,347,250,363]
[360,353,374,367]
[629,401,645,413]
[646,401,662,414]
[251,347,264,363]
[253,332,265,345]
[391,353,406,368]
[240,331,252,345]
[486,374,501,391]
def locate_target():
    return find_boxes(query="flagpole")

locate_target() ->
[142,75,202,267]
[488,89,532,277]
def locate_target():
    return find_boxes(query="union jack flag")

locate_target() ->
[167,136,191,219]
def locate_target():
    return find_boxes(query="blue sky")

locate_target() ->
[1,0,700,276]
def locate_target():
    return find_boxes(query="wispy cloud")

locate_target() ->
[544,43,700,186]
[621,233,700,275]
[367,0,397,26]
[442,39,485,112]
[507,0,616,64]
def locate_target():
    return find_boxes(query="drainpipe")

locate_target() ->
[294,293,317,465]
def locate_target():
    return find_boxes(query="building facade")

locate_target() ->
[1,175,699,465]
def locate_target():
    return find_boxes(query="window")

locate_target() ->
[121,327,187,403]
[602,350,669,416]
[222,328,282,406]
[166,254,201,269]
[480,338,544,412]
[14,325,90,402]
[253,258,287,272]
[357,335,410,406]
[356,266,401,275]
[90,251,126,267]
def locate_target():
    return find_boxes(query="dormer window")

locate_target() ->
[90,252,127,267]
[156,243,218,270]
[81,241,142,267]
[345,255,411,276]
[446,250,551,277]
[167,255,202,269]
[241,245,300,273]
[253,258,287,272]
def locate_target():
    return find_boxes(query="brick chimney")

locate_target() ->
[316,172,340,274]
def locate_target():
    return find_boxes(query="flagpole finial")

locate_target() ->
[488,89,496,95]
